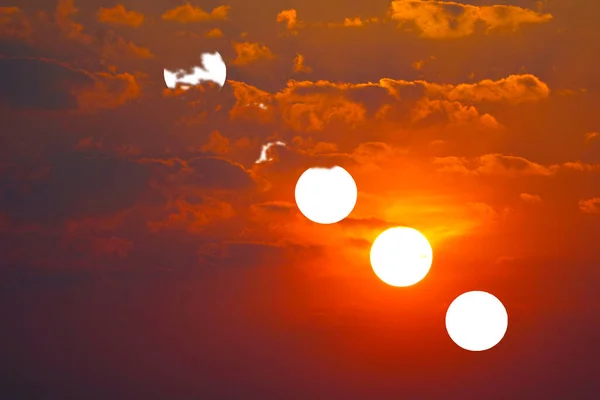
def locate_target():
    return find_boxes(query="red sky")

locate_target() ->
[0,1,599,398]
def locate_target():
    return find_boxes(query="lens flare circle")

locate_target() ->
[445,291,508,351]
[294,166,357,224]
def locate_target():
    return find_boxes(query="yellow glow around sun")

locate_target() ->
[370,227,433,287]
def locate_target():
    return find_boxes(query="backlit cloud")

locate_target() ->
[434,155,600,177]
[276,8,378,31]
[97,4,144,27]
[326,17,379,28]
[228,74,548,132]
[0,56,139,112]
[232,41,274,65]
[0,6,32,40]
[388,0,552,38]
[293,53,311,73]
[276,9,300,33]
[54,0,93,44]
[430,74,550,104]
[520,193,542,203]
[100,32,155,59]
[578,198,600,214]
[206,28,223,38]
[74,71,141,112]
[584,131,598,142]
[434,154,555,176]
[161,3,230,23]
[201,131,230,155]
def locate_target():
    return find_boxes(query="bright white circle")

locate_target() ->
[370,227,433,287]
[294,166,357,224]
[445,291,508,351]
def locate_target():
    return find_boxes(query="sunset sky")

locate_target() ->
[0,0,599,398]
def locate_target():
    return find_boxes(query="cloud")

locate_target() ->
[250,201,295,216]
[232,41,274,65]
[201,131,230,155]
[413,60,425,70]
[97,4,144,27]
[560,162,600,172]
[474,154,555,176]
[161,3,230,23]
[99,31,154,59]
[430,74,550,104]
[467,201,508,222]
[0,56,92,110]
[274,81,368,131]
[520,193,542,203]
[388,0,552,38]
[326,17,379,28]
[293,53,312,73]
[206,28,223,38]
[433,154,554,176]
[434,155,600,177]
[23,1,154,63]
[0,7,32,40]
[411,98,500,128]
[0,55,140,112]
[74,71,141,111]
[147,197,234,234]
[276,8,379,32]
[54,0,94,44]
[379,74,549,105]
[183,157,256,190]
[584,132,598,143]
[578,198,600,214]
[350,142,395,166]
[227,80,275,123]
[340,17,365,27]
[0,153,153,224]
[276,9,300,33]
[225,74,550,134]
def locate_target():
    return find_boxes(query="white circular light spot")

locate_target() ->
[294,166,357,224]
[370,227,433,287]
[445,291,508,351]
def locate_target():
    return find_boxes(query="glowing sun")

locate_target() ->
[370,227,433,287]
[294,166,357,224]
[445,291,508,351]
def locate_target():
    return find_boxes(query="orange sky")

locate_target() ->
[0,1,599,398]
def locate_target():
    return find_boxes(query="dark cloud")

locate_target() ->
[337,216,398,229]
[0,152,156,224]
[185,156,255,190]
[251,201,295,214]
[0,40,44,58]
[199,240,323,268]
[0,56,92,110]
[345,84,395,116]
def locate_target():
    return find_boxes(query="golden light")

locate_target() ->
[370,227,433,287]
[445,291,508,351]
[294,166,357,224]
